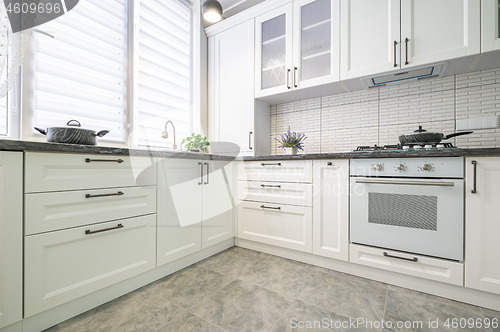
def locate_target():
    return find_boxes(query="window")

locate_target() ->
[133,0,192,148]
[31,0,128,142]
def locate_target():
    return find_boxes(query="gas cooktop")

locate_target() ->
[353,143,459,152]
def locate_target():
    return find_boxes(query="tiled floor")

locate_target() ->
[44,247,500,332]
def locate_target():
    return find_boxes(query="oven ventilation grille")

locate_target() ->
[368,193,437,231]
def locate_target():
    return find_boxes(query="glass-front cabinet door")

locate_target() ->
[482,0,500,52]
[255,4,293,97]
[293,0,339,89]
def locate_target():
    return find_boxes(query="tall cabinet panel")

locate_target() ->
[0,152,22,329]
[255,4,294,97]
[293,0,340,89]
[482,0,500,52]
[157,158,202,266]
[340,0,400,80]
[400,0,480,67]
[465,157,500,295]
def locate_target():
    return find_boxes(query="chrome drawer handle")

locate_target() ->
[355,179,454,187]
[85,158,124,163]
[384,252,418,262]
[471,160,477,194]
[85,191,124,199]
[260,205,280,210]
[261,163,281,166]
[85,224,123,235]
[261,184,281,188]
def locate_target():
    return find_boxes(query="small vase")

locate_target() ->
[286,147,298,155]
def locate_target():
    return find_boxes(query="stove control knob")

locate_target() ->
[422,164,432,171]
[372,164,382,171]
[396,164,405,171]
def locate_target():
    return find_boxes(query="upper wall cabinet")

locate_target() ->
[482,0,500,52]
[340,0,400,80]
[340,0,480,80]
[255,0,340,97]
[400,0,480,68]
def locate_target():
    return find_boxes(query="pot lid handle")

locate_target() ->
[67,120,81,127]
[414,125,427,133]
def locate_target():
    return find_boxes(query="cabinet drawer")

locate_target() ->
[238,160,312,183]
[237,200,312,253]
[24,214,156,317]
[349,244,464,286]
[25,152,156,193]
[238,181,312,206]
[25,186,157,235]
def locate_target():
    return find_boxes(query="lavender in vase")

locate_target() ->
[275,127,307,155]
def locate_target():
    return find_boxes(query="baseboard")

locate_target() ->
[23,239,234,332]
[235,238,500,311]
[0,322,22,332]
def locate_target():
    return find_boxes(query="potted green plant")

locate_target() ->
[181,133,210,153]
[274,127,307,155]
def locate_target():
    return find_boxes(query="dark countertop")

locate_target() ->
[0,140,235,161]
[240,148,500,160]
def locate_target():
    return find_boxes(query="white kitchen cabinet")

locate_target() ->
[340,0,400,80]
[238,160,313,183]
[255,0,340,96]
[465,157,500,295]
[24,214,156,317]
[157,158,203,266]
[312,160,349,261]
[400,0,480,68]
[238,200,313,253]
[0,152,22,329]
[238,181,312,207]
[481,0,500,52]
[208,20,270,156]
[202,161,234,249]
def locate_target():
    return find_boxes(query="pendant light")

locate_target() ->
[202,0,223,23]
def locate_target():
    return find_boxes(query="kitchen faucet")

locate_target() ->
[162,120,177,150]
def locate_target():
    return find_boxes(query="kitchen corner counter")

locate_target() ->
[0,140,235,161]
[240,147,500,160]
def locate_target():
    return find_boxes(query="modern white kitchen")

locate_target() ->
[0,0,500,331]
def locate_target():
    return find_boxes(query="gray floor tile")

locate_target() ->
[482,307,500,320]
[196,247,269,278]
[298,271,387,326]
[481,308,500,332]
[269,299,358,332]
[190,279,292,332]
[385,286,490,332]
[41,326,63,332]
[239,255,320,301]
[148,264,234,310]
[158,312,225,332]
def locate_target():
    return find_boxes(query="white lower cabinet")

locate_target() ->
[238,200,312,253]
[0,152,23,329]
[465,157,500,295]
[312,160,349,261]
[24,214,156,317]
[238,181,312,207]
[350,244,464,286]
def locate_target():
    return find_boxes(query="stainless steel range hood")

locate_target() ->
[360,62,448,89]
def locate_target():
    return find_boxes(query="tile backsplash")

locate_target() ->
[270,68,500,154]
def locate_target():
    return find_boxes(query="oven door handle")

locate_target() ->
[355,179,455,187]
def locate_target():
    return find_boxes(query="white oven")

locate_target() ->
[350,157,464,261]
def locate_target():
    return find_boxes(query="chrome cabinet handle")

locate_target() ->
[85,191,124,199]
[327,162,333,166]
[355,179,454,187]
[198,162,203,185]
[85,158,124,163]
[261,163,281,166]
[471,160,477,194]
[404,37,409,65]
[85,223,123,235]
[393,40,398,67]
[293,67,298,87]
[287,68,291,89]
[261,184,281,188]
[204,162,209,185]
[384,252,418,262]
[249,132,253,150]
[260,205,281,210]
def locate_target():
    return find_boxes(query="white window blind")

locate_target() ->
[134,0,192,148]
[32,0,128,142]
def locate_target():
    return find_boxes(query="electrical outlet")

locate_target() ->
[456,116,499,130]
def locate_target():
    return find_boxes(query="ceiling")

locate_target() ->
[202,0,265,28]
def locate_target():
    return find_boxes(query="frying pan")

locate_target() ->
[399,126,473,145]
